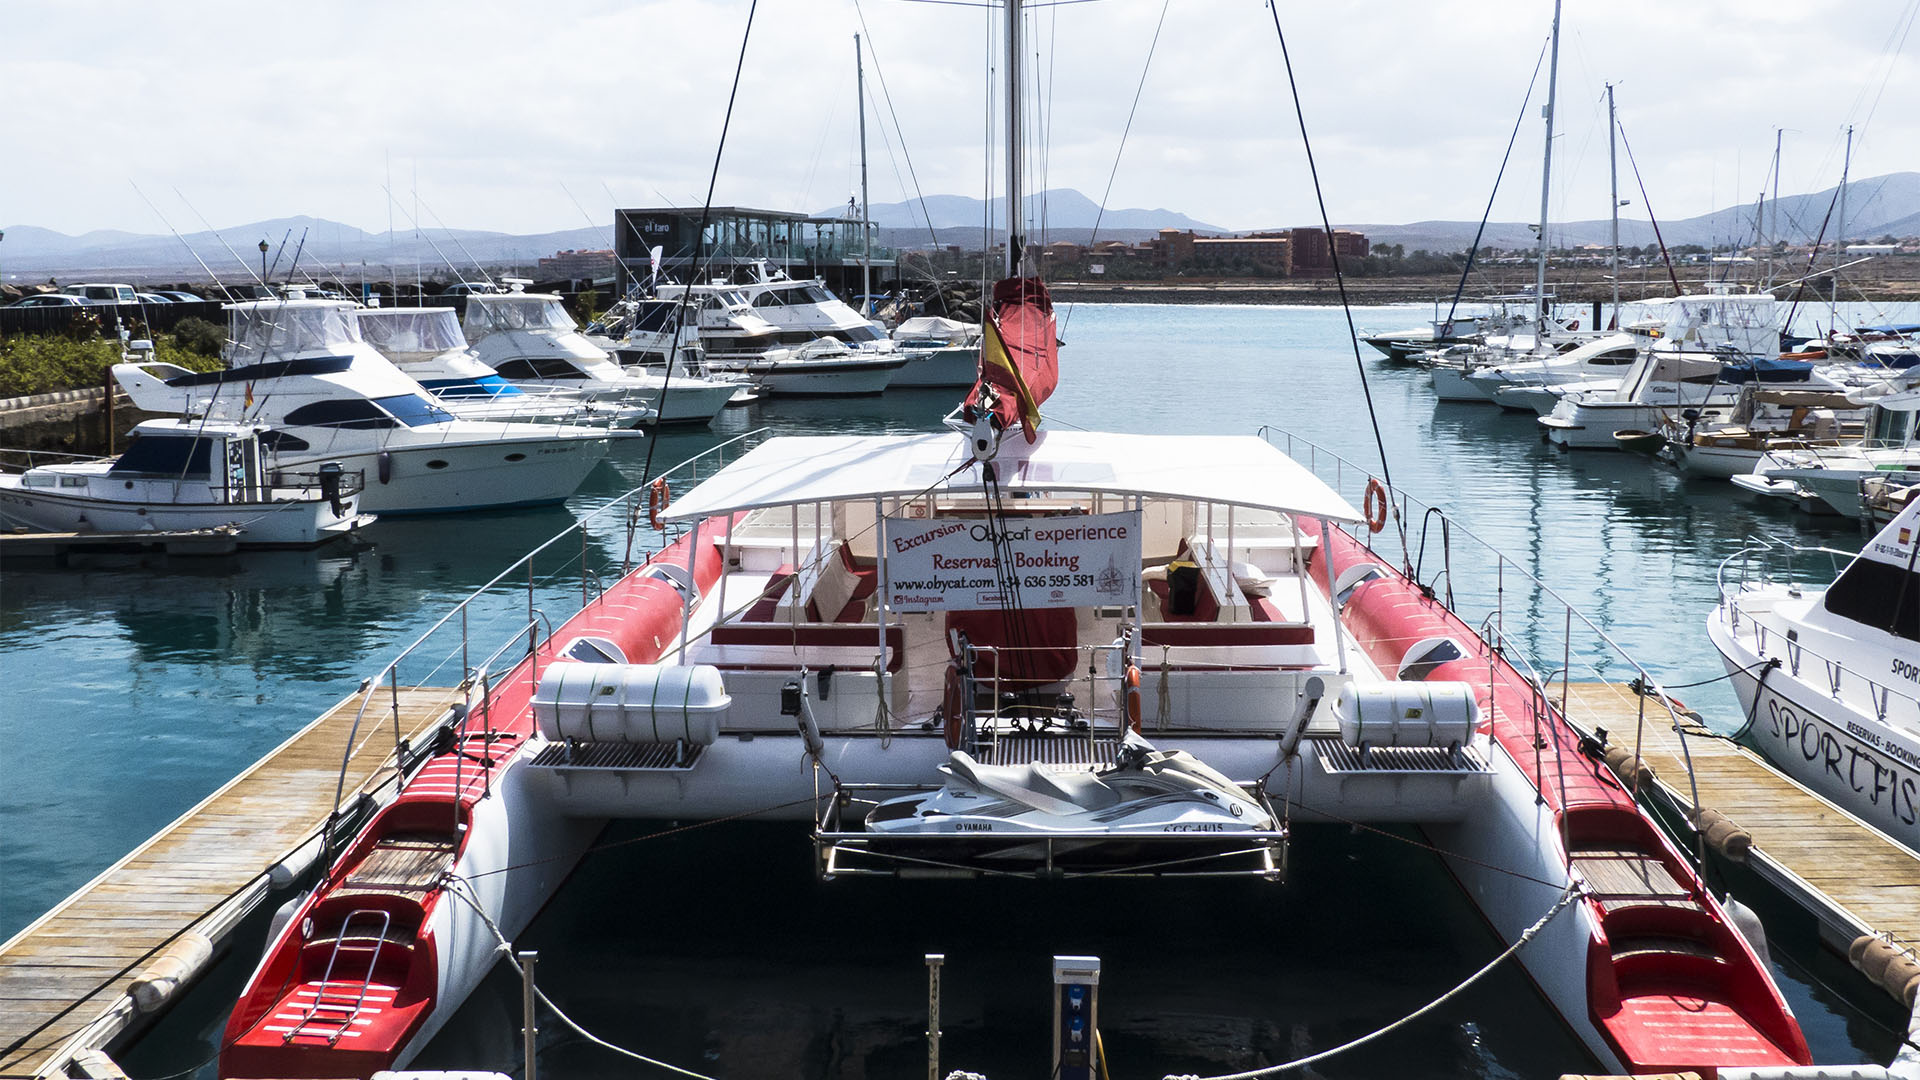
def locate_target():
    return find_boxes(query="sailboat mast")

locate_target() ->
[1004,0,1025,279]
[1767,128,1781,285]
[856,33,872,314]
[1607,82,1620,328]
[1535,0,1563,330]
[1834,124,1852,323]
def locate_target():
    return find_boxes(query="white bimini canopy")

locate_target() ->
[661,431,1363,523]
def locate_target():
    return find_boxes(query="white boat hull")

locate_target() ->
[0,482,360,546]
[1431,365,1497,402]
[274,437,611,515]
[1708,607,1920,853]
[890,345,979,388]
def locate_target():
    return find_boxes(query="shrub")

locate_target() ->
[0,334,222,398]
[172,317,227,357]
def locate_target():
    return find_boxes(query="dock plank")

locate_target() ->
[1563,682,1920,954]
[0,687,458,1079]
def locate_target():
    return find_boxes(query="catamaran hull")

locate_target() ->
[1708,612,1920,854]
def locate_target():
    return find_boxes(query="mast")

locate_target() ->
[1534,0,1563,332]
[1607,82,1620,328]
[1766,128,1781,285]
[856,33,872,315]
[1834,124,1852,324]
[1004,0,1025,279]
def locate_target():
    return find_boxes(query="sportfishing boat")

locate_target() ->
[1540,291,1795,449]
[463,288,735,426]
[111,299,622,515]
[890,315,982,388]
[1707,499,1920,854]
[356,306,648,428]
[0,419,369,546]
[217,4,1811,1076]
[730,265,898,353]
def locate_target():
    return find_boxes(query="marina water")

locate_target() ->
[8,301,1917,1077]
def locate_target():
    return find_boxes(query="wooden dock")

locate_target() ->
[1562,681,1920,960]
[0,686,462,1080]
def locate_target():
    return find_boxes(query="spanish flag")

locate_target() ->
[970,277,1059,443]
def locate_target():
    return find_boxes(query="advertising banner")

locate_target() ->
[883,511,1141,611]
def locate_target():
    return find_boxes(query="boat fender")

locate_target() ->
[1601,744,1656,790]
[1854,936,1920,1007]
[1688,806,1752,863]
[1362,478,1390,534]
[129,931,213,1014]
[267,888,311,948]
[1124,664,1142,734]
[648,478,670,530]
[268,832,326,889]
[1882,953,1920,1008]
[1721,895,1773,973]
[377,451,392,485]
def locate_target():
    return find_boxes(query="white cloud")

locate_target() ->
[1,0,1913,237]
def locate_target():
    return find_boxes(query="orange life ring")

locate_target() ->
[943,665,969,749]
[647,478,670,531]
[1363,478,1389,534]
[1124,664,1142,734]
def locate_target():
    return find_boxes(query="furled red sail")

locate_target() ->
[969,276,1058,443]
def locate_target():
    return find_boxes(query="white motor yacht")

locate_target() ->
[111,299,621,515]
[890,315,982,388]
[1665,386,1865,479]
[732,266,898,353]
[0,419,369,546]
[653,282,908,395]
[356,306,648,428]
[1539,292,1790,449]
[597,295,762,404]
[1707,499,1920,853]
[464,288,735,426]
[1446,332,1641,405]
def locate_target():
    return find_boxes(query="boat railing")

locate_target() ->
[323,428,773,823]
[0,446,104,470]
[1256,424,1709,810]
[1714,538,1920,727]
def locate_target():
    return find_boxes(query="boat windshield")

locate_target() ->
[357,309,465,356]
[464,296,577,340]
[108,434,214,478]
[228,304,362,361]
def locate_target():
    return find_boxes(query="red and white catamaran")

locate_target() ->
[219,3,1810,1074]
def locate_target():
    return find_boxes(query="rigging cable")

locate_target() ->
[1439,35,1549,338]
[642,0,760,487]
[1613,123,1683,298]
[850,0,945,250]
[1165,885,1584,1080]
[1059,0,1171,336]
[1262,1,1398,513]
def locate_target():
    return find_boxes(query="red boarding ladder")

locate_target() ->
[282,909,392,1046]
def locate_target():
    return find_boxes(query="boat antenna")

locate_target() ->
[129,182,240,303]
[171,187,271,289]
[1615,123,1683,297]
[264,228,293,286]
[1262,2,1396,499]
[1440,36,1549,341]
[641,0,760,488]
[284,228,311,289]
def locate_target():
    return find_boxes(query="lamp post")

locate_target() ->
[258,239,270,287]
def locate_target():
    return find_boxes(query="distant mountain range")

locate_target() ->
[5,173,1914,279]
[1347,172,1920,253]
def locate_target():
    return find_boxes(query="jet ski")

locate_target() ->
[866,733,1276,836]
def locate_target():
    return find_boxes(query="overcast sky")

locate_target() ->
[4,0,1915,239]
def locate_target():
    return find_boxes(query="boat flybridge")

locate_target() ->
[223,426,1811,1079]
[110,298,623,515]
[462,287,736,425]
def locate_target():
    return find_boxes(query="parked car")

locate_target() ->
[60,283,140,305]
[7,294,88,308]
[134,293,175,305]
[154,291,203,303]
